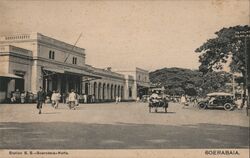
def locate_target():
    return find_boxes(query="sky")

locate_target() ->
[0,0,249,71]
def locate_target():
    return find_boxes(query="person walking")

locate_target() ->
[20,91,26,104]
[75,92,80,106]
[62,92,66,104]
[51,90,57,108]
[53,90,61,109]
[180,94,187,108]
[115,96,119,104]
[37,87,46,114]
[83,93,87,103]
[68,89,76,110]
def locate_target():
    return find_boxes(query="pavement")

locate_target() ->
[0,102,249,149]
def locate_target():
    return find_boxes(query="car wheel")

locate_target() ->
[224,103,233,111]
[199,103,207,109]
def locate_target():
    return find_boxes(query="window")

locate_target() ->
[129,87,132,97]
[49,51,55,59]
[72,57,77,64]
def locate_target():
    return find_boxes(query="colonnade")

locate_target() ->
[91,82,124,101]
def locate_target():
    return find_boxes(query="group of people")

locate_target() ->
[180,95,199,108]
[115,96,122,104]
[36,87,79,114]
[10,89,35,103]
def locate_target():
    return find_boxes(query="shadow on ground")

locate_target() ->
[0,122,248,149]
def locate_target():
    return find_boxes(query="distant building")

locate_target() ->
[116,68,150,99]
[0,33,149,103]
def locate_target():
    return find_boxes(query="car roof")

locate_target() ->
[207,92,233,97]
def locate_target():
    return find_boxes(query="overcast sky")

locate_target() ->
[0,0,249,71]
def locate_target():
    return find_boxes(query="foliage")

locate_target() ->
[195,25,249,76]
[149,67,231,96]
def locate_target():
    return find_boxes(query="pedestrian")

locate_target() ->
[68,89,76,110]
[51,90,57,108]
[136,96,140,103]
[180,94,187,108]
[37,87,46,114]
[10,91,16,103]
[91,94,95,103]
[54,90,61,109]
[115,96,119,104]
[118,96,121,102]
[20,91,26,103]
[75,92,79,106]
[235,97,242,110]
[83,93,87,103]
[11,89,21,103]
[62,92,66,104]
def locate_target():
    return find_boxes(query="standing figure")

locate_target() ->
[180,94,187,108]
[118,96,121,102]
[136,97,140,103]
[75,92,79,106]
[115,96,119,104]
[53,90,61,109]
[83,94,87,103]
[51,90,57,107]
[37,87,46,114]
[20,91,26,103]
[91,94,95,103]
[68,89,76,110]
[62,92,66,104]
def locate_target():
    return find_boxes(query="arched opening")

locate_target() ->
[121,86,124,99]
[118,85,120,97]
[93,82,97,98]
[111,84,113,100]
[85,83,89,95]
[107,84,110,100]
[114,85,117,97]
[102,83,106,100]
[98,82,102,100]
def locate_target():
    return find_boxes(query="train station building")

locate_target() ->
[0,33,150,103]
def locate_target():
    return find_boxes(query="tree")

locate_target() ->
[195,25,249,105]
[149,67,230,96]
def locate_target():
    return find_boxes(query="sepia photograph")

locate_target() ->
[0,0,249,157]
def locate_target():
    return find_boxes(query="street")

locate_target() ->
[0,102,249,149]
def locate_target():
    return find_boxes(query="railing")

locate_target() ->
[4,35,30,40]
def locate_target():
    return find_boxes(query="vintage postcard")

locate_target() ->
[0,0,249,158]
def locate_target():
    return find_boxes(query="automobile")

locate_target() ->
[148,88,169,113]
[198,92,235,111]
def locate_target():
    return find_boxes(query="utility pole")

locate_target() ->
[235,30,250,115]
[64,33,83,63]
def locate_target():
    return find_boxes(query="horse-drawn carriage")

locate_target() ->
[148,88,169,113]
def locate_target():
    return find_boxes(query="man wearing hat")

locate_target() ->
[37,87,46,114]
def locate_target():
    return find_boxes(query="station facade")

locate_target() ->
[0,33,150,103]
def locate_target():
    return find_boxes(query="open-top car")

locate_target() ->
[148,88,169,113]
[198,92,235,111]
